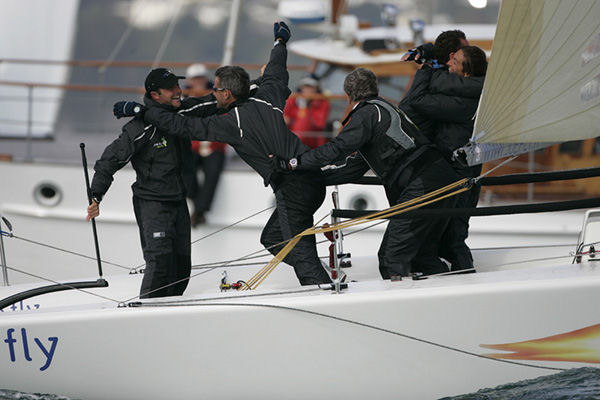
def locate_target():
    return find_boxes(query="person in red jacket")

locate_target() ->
[284,76,330,149]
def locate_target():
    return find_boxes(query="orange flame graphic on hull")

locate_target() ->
[481,324,600,363]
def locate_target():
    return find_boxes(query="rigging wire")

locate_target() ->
[100,25,135,74]
[0,264,121,304]
[1,204,279,283]
[2,188,589,300]
[126,209,332,299]
[0,209,282,289]
[2,241,590,310]
[475,155,518,182]
[193,260,274,269]
[187,214,378,272]
[189,247,582,273]
[134,300,566,372]
[242,178,472,290]
[2,232,131,271]
[151,0,183,69]
[122,227,318,301]
[133,286,323,305]
[3,174,594,299]
[343,219,387,237]
[4,220,585,306]
[132,205,276,270]
[572,239,600,264]
[0,201,334,285]
[6,153,592,285]
[191,205,275,246]
[99,0,145,73]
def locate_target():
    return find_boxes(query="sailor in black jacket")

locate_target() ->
[400,46,487,271]
[143,22,331,286]
[87,68,218,298]
[279,68,459,279]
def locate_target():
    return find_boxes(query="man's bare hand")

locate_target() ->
[86,200,99,221]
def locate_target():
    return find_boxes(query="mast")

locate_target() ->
[222,0,242,66]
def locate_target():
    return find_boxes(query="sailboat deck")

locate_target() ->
[3,257,597,319]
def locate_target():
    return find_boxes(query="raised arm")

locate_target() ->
[144,107,242,146]
[255,22,292,109]
[429,71,484,98]
[178,93,219,118]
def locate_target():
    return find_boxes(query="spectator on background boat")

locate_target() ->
[283,75,331,148]
[136,22,332,286]
[183,63,227,227]
[86,68,219,298]
[272,68,459,279]
[400,38,487,273]
[183,63,213,98]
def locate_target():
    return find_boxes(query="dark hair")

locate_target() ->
[460,46,488,77]
[343,68,378,102]
[434,30,467,64]
[215,65,250,100]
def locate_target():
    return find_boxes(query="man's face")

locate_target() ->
[152,83,182,107]
[299,84,318,96]
[188,76,209,91]
[213,77,231,109]
[448,50,467,76]
[445,37,470,67]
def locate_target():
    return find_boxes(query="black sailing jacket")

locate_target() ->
[298,96,434,190]
[402,67,484,160]
[144,42,309,188]
[90,95,218,202]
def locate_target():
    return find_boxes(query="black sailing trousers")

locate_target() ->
[133,196,191,298]
[438,163,482,271]
[261,173,331,285]
[378,156,459,278]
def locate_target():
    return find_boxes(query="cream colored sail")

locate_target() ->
[466,0,600,165]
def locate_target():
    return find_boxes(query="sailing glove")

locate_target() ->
[421,60,444,70]
[274,21,291,44]
[430,59,444,69]
[403,43,435,64]
[113,101,146,119]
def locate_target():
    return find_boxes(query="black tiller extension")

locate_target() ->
[80,142,104,278]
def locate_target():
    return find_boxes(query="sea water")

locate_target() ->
[0,392,74,400]
[1,367,599,399]
[441,367,600,400]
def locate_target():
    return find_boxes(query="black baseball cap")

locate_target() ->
[144,68,185,92]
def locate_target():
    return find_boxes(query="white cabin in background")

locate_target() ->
[0,0,79,139]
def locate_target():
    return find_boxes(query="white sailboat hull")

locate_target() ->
[0,262,598,399]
